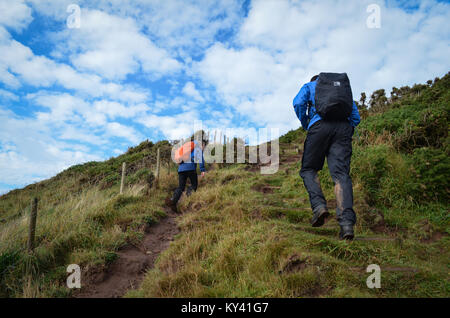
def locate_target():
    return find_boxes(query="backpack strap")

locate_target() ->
[307,100,315,127]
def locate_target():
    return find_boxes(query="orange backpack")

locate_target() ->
[174,141,195,163]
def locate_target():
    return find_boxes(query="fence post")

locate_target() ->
[27,198,38,252]
[120,162,126,194]
[156,148,161,184]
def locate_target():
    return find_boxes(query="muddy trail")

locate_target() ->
[74,207,179,298]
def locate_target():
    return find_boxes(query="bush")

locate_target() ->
[352,145,390,205]
[127,168,152,185]
[408,147,450,202]
[353,143,450,206]
[279,128,306,144]
[359,103,448,152]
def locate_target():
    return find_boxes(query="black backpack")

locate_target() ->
[314,72,353,121]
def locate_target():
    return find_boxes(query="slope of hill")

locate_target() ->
[0,73,448,298]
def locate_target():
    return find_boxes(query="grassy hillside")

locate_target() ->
[0,140,174,297]
[0,73,448,298]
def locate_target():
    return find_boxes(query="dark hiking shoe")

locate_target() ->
[339,224,354,240]
[165,197,178,213]
[310,206,330,227]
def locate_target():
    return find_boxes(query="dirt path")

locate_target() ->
[74,208,179,298]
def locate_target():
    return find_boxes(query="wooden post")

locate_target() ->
[120,162,126,194]
[167,160,171,175]
[27,198,38,252]
[156,148,161,182]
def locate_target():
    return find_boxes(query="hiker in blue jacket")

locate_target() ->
[166,139,207,212]
[293,74,361,240]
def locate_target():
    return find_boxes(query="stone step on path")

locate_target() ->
[261,177,400,244]
[349,266,419,273]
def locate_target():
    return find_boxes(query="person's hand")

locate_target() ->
[201,172,205,178]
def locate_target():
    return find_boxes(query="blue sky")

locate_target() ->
[1,0,449,194]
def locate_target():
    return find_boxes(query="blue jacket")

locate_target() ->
[293,80,361,130]
[178,140,206,173]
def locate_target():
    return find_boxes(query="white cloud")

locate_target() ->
[58,125,106,145]
[30,92,88,123]
[195,0,450,132]
[0,29,149,102]
[0,107,103,187]
[0,91,145,188]
[0,0,33,31]
[29,0,244,57]
[97,0,244,55]
[28,92,151,129]
[137,110,200,140]
[196,44,289,100]
[182,81,204,102]
[106,122,142,144]
[0,88,18,101]
[51,9,181,80]
[93,100,149,119]
[195,43,297,130]
[26,0,74,21]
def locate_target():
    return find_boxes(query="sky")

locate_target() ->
[0,0,449,194]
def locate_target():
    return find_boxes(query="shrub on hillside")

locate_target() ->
[359,102,448,152]
[358,72,449,153]
[353,143,449,206]
[352,145,390,205]
[127,168,153,185]
[279,128,305,144]
[408,147,450,202]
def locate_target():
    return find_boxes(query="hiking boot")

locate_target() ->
[339,224,354,240]
[310,206,330,227]
[165,197,178,213]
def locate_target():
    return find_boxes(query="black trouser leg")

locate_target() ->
[173,171,198,203]
[186,171,198,196]
[172,172,188,204]
[300,121,329,211]
[327,122,356,226]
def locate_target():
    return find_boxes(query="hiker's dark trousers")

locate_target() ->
[300,120,356,226]
[172,170,198,204]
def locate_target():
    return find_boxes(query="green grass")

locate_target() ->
[131,162,448,298]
